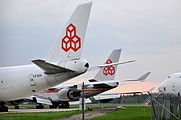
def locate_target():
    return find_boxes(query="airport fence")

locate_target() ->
[150,93,181,120]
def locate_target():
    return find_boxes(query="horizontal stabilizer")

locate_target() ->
[32,59,74,74]
[97,60,136,68]
[88,60,136,71]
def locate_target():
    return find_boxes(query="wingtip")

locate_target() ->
[138,72,151,82]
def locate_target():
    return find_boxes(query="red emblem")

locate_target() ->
[103,59,115,76]
[61,23,81,52]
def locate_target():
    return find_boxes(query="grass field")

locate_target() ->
[0,110,81,120]
[93,106,150,120]
[0,104,150,120]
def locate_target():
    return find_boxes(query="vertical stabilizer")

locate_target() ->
[45,2,92,64]
[94,49,122,81]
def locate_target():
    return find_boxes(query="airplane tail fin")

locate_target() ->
[94,49,122,81]
[45,2,92,64]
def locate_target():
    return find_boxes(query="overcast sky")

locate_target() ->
[0,0,181,85]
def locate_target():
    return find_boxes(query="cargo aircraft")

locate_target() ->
[29,49,150,109]
[0,2,93,112]
[0,2,136,112]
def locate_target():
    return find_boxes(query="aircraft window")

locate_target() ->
[168,76,171,78]
[179,76,181,78]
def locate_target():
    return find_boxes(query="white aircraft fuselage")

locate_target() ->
[158,72,181,96]
[0,2,92,112]
[0,59,88,101]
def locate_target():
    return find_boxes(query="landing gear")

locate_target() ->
[49,102,59,109]
[58,102,70,108]
[14,105,19,109]
[49,102,70,109]
[49,104,57,109]
[36,103,44,109]
[0,102,8,112]
[64,102,70,108]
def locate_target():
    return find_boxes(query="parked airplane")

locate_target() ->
[158,73,181,96]
[0,2,93,112]
[30,49,150,109]
[82,87,155,104]
[34,72,149,109]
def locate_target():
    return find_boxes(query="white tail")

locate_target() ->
[45,2,92,64]
[94,49,122,81]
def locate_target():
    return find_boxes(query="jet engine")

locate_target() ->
[58,88,81,101]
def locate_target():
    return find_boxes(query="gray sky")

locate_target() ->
[0,0,181,85]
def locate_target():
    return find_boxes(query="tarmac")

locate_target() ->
[1,108,79,113]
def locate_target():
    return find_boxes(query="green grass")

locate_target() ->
[0,105,149,120]
[92,106,150,120]
[72,103,144,109]
[0,110,81,120]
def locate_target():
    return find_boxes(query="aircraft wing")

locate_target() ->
[54,80,139,89]
[53,72,151,89]
[71,87,154,105]
[32,59,75,74]
[99,87,155,95]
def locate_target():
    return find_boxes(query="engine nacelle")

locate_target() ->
[58,88,81,101]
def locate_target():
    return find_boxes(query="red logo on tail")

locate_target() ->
[103,59,115,76]
[61,24,81,52]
